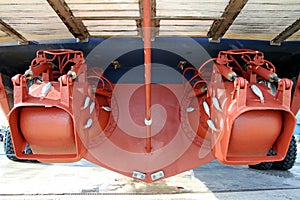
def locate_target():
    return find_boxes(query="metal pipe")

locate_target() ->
[291,75,300,115]
[143,0,152,153]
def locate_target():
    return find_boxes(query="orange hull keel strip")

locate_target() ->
[5,49,297,183]
[143,0,152,153]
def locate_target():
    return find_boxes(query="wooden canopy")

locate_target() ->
[0,0,299,44]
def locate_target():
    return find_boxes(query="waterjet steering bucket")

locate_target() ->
[211,78,296,165]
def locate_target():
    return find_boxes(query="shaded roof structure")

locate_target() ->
[0,0,299,45]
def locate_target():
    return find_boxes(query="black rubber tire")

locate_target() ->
[249,161,273,170]
[272,136,297,170]
[249,149,276,170]
[4,129,20,161]
[0,132,3,142]
[4,129,37,162]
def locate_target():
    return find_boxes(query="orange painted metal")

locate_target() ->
[206,50,296,164]
[143,0,152,153]
[4,48,297,183]
[20,107,76,155]
[211,77,295,164]
[83,83,215,183]
[8,50,88,162]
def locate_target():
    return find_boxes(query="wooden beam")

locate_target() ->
[271,18,300,45]
[137,0,143,36]
[47,0,89,41]
[0,19,28,44]
[207,0,248,41]
[151,0,159,38]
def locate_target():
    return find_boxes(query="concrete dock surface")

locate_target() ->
[0,141,299,200]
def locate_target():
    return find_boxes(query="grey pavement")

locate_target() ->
[0,141,299,200]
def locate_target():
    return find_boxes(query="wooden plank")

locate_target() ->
[22,34,72,40]
[6,27,69,32]
[158,33,207,37]
[0,12,57,18]
[157,3,227,10]
[89,30,137,33]
[77,16,141,20]
[243,3,300,11]
[207,0,248,41]
[47,0,89,41]
[158,0,226,3]
[87,24,136,28]
[0,0,42,4]
[77,16,221,21]
[159,29,209,33]
[156,16,221,20]
[3,17,63,22]
[224,32,273,41]
[68,3,139,10]
[83,20,136,26]
[90,31,138,36]
[271,18,300,44]
[87,26,135,30]
[68,2,138,5]
[6,22,64,25]
[65,0,138,4]
[159,30,208,34]
[0,5,52,11]
[90,35,139,38]
[156,0,228,17]
[0,36,18,42]
[248,0,299,3]
[71,9,139,12]
[0,19,28,44]
[73,10,139,17]
[161,20,213,25]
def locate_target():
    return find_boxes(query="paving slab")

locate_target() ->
[0,141,299,200]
